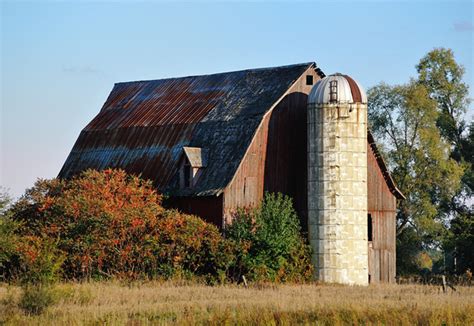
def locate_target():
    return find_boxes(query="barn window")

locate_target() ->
[180,146,209,189]
[306,75,313,85]
[329,80,338,103]
[368,213,373,242]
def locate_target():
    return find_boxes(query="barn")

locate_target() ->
[59,62,404,285]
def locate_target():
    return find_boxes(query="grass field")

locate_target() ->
[1,281,473,325]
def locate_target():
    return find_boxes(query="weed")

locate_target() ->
[18,285,56,315]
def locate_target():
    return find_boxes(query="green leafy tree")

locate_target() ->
[448,210,474,273]
[0,187,11,213]
[396,227,424,274]
[0,188,19,279]
[226,193,313,282]
[416,48,473,273]
[416,48,470,155]
[368,81,464,274]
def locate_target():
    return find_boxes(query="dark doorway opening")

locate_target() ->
[368,213,373,241]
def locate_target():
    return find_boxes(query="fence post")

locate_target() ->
[242,275,248,288]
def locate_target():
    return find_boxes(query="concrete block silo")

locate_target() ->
[307,73,368,285]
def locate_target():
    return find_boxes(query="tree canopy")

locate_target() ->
[368,48,472,274]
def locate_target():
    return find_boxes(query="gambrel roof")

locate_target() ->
[59,62,320,196]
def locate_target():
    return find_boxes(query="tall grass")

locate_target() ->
[1,281,473,325]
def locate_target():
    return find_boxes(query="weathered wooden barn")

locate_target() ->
[59,62,404,284]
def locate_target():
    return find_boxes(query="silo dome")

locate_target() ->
[308,73,367,105]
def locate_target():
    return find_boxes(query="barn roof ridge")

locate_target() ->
[113,62,319,86]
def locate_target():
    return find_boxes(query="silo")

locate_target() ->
[307,73,368,285]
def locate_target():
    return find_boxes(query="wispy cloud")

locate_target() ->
[453,21,474,32]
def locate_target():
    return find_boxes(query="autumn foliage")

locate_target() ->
[7,169,231,281]
[3,169,311,284]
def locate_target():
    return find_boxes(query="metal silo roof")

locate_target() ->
[308,73,367,104]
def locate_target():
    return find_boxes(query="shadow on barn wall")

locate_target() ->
[264,92,308,232]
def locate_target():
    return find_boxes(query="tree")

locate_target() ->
[0,187,11,214]
[445,122,474,272]
[225,193,313,282]
[416,48,470,156]
[368,81,464,273]
[417,48,473,273]
[448,208,474,273]
[0,188,19,279]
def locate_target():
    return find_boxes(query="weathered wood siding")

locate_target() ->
[222,114,268,224]
[223,67,320,227]
[367,143,397,283]
[263,91,310,231]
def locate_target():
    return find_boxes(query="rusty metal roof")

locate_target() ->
[59,62,317,196]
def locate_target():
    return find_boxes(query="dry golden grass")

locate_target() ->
[1,281,473,325]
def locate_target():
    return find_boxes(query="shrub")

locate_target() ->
[226,193,313,282]
[9,171,311,283]
[18,285,56,315]
[0,217,20,280]
[414,252,433,273]
[2,187,64,315]
[15,238,64,315]
[9,169,233,281]
[0,233,64,316]
[154,210,235,280]
[15,237,64,286]
[0,189,22,281]
[11,169,164,279]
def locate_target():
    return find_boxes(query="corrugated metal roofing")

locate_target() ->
[59,62,317,196]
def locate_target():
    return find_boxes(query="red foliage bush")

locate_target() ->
[11,169,232,280]
[14,235,64,285]
[8,170,309,283]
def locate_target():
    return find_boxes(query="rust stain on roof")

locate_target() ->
[59,62,317,196]
[343,74,363,103]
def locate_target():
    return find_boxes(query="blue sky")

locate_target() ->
[1,0,473,197]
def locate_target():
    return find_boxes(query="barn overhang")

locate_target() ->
[367,130,405,200]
